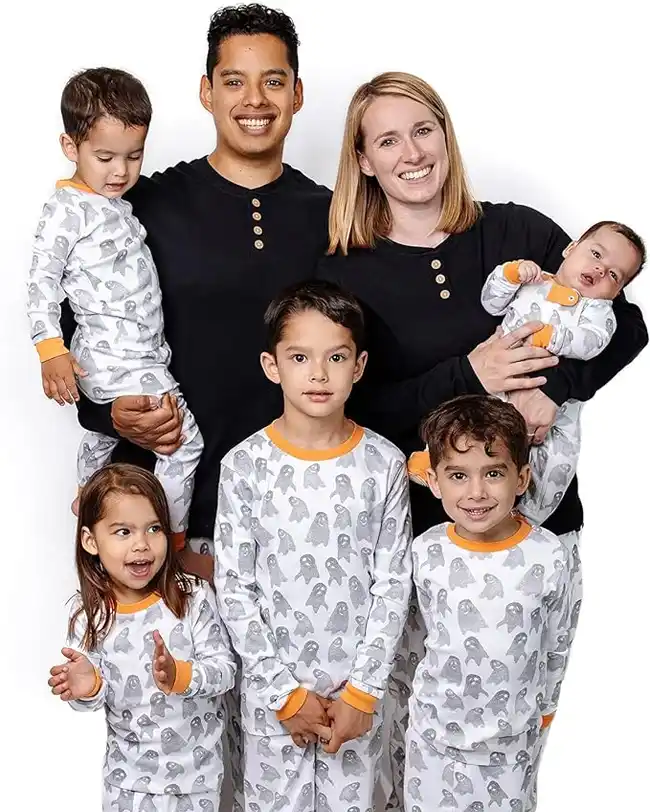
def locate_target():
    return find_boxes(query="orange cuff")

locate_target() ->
[407,449,431,488]
[276,687,308,721]
[340,684,376,714]
[171,531,186,552]
[36,337,68,362]
[531,324,554,349]
[503,261,522,284]
[171,659,192,693]
[541,712,555,729]
[85,667,103,698]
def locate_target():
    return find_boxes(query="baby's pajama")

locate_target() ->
[481,261,615,526]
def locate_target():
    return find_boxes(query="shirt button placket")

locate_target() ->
[251,197,264,249]
[431,258,450,299]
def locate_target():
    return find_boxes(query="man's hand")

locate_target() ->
[111,392,183,454]
[281,691,332,748]
[517,260,544,285]
[321,697,373,754]
[177,547,214,583]
[41,353,87,405]
[508,388,558,444]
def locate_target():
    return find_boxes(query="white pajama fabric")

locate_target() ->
[213,425,413,809]
[67,583,236,805]
[481,264,614,526]
[27,183,203,532]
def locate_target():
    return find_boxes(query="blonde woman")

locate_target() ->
[316,72,646,810]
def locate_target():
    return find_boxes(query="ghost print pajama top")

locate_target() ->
[67,583,236,798]
[213,422,413,735]
[408,518,578,766]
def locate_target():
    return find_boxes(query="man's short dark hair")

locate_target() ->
[206,4,300,84]
[578,220,646,281]
[61,67,152,145]
[264,280,365,355]
[421,394,529,471]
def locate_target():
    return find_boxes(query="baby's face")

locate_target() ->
[64,115,147,198]
[556,226,640,299]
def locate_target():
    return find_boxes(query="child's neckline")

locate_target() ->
[55,178,97,194]
[446,517,531,551]
[265,421,364,461]
[116,592,161,614]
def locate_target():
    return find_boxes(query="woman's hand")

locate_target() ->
[468,322,558,394]
[508,388,558,444]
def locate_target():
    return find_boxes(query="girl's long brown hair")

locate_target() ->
[68,463,194,651]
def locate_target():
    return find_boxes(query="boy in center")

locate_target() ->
[213,280,412,810]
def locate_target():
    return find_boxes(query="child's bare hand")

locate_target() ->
[152,630,177,694]
[281,691,332,747]
[48,648,97,700]
[322,697,373,754]
[518,260,544,285]
[41,352,87,405]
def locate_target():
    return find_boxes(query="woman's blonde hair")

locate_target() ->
[328,72,481,255]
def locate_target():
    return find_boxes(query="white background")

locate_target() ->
[1,1,648,809]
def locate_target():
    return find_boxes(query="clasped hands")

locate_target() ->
[281,690,373,754]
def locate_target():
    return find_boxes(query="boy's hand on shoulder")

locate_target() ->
[281,691,332,747]
[41,352,87,405]
[322,697,373,754]
[48,647,97,700]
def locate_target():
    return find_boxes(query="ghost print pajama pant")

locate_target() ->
[242,712,384,812]
[186,536,245,812]
[384,532,583,812]
[102,789,220,812]
[76,392,203,534]
[404,727,541,812]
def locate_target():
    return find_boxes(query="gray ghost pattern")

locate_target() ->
[481,263,615,527]
[213,426,412,810]
[67,583,235,802]
[401,520,578,812]
[27,184,204,533]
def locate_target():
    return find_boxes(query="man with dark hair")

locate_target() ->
[61,6,331,808]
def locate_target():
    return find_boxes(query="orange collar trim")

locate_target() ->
[447,517,532,551]
[541,273,581,307]
[56,179,96,194]
[265,422,364,461]
[116,592,161,614]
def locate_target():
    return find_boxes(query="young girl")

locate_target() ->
[48,463,235,812]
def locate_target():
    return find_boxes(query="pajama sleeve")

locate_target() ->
[540,540,577,721]
[539,299,615,361]
[26,196,80,361]
[480,261,523,316]
[65,603,107,713]
[213,463,301,711]
[171,583,237,699]
[344,458,413,704]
